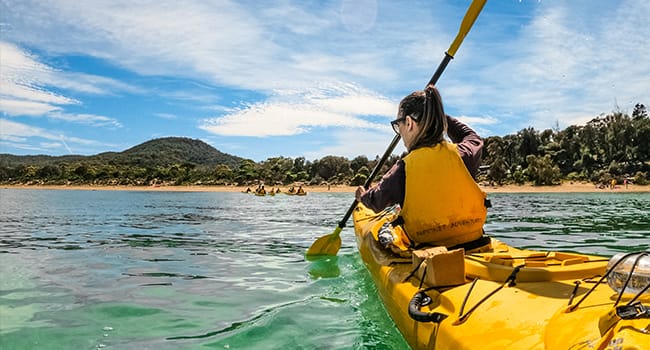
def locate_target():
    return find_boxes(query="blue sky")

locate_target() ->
[1,0,648,161]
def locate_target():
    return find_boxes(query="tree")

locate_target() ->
[525,154,561,186]
[487,158,507,185]
[234,159,259,185]
[214,164,233,182]
[357,165,370,177]
[260,157,293,184]
[553,125,582,176]
[350,156,370,174]
[632,104,650,165]
[632,103,647,120]
[36,164,62,180]
[517,127,541,168]
[313,156,351,182]
[483,136,508,184]
[349,174,366,186]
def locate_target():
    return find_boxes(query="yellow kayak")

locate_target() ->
[285,191,307,196]
[352,203,650,350]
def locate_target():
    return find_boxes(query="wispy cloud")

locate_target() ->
[1,42,79,112]
[0,118,105,154]
[0,41,128,129]
[48,112,123,128]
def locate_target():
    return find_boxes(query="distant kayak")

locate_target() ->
[284,191,306,196]
[285,187,306,196]
[352,203,649,349]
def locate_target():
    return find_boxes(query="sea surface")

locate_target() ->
[1,189,649,349]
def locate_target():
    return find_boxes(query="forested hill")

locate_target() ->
[108,137,243,168]
[0,137,244,169]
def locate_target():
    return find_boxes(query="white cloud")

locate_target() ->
[0,99,62,116]
[456,115,498,126]
[200,83,394,137]
[1,118,60,140]
[49,112,123,128]
[0,42,80,112]
[0,118,104,153]
[200,101,383,137]
[0,41,131,129]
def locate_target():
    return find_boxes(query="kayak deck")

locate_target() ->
[352,203,649,349]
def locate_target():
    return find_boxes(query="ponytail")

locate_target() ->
[398,85,447,150]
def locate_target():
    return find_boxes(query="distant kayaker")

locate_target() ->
[257,185,266,195]
[355,85,488,249]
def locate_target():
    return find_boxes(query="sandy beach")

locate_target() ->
[2,182,648,193]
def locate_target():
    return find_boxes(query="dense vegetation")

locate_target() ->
[1,104,648,187]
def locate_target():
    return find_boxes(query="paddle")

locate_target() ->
[306,0,487,257]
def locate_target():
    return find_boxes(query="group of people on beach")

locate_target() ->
[596,178,631,190]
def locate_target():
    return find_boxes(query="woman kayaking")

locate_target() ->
[355,84,489,249]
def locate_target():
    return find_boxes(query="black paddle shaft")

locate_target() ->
[337,134,401,229]
[336,53,454,230]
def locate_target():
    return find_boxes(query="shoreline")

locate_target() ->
[2,182,648,193]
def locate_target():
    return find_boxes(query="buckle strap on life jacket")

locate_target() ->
[449,235,491,252]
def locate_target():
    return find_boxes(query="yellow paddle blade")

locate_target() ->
[448,0,487,57]
[306,226,343,257]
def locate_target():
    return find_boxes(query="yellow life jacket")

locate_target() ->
[400,142,487,247]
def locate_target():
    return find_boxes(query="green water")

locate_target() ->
[0,190,648,349]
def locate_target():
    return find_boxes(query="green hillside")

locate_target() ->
[98,137,243,168]
[0,137,244,169]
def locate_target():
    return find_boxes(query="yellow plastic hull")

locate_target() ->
[352,203,649,349]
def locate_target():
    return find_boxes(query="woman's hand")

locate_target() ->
[355,186,366,201]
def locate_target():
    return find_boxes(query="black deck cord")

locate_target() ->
[408,291,448,323]
[568,281,581,306]
[418,265,428,289]
[568,251,646,312]
[454,265,523,324]
[627,280,650,306]
[459,278,479,317]
[406,264,451,323]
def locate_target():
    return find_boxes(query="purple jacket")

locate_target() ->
[359,116,483,213]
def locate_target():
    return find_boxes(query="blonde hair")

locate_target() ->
[397,85,447,150]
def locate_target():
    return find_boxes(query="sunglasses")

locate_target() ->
[391,114,419,134]
[390,117,406,134]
